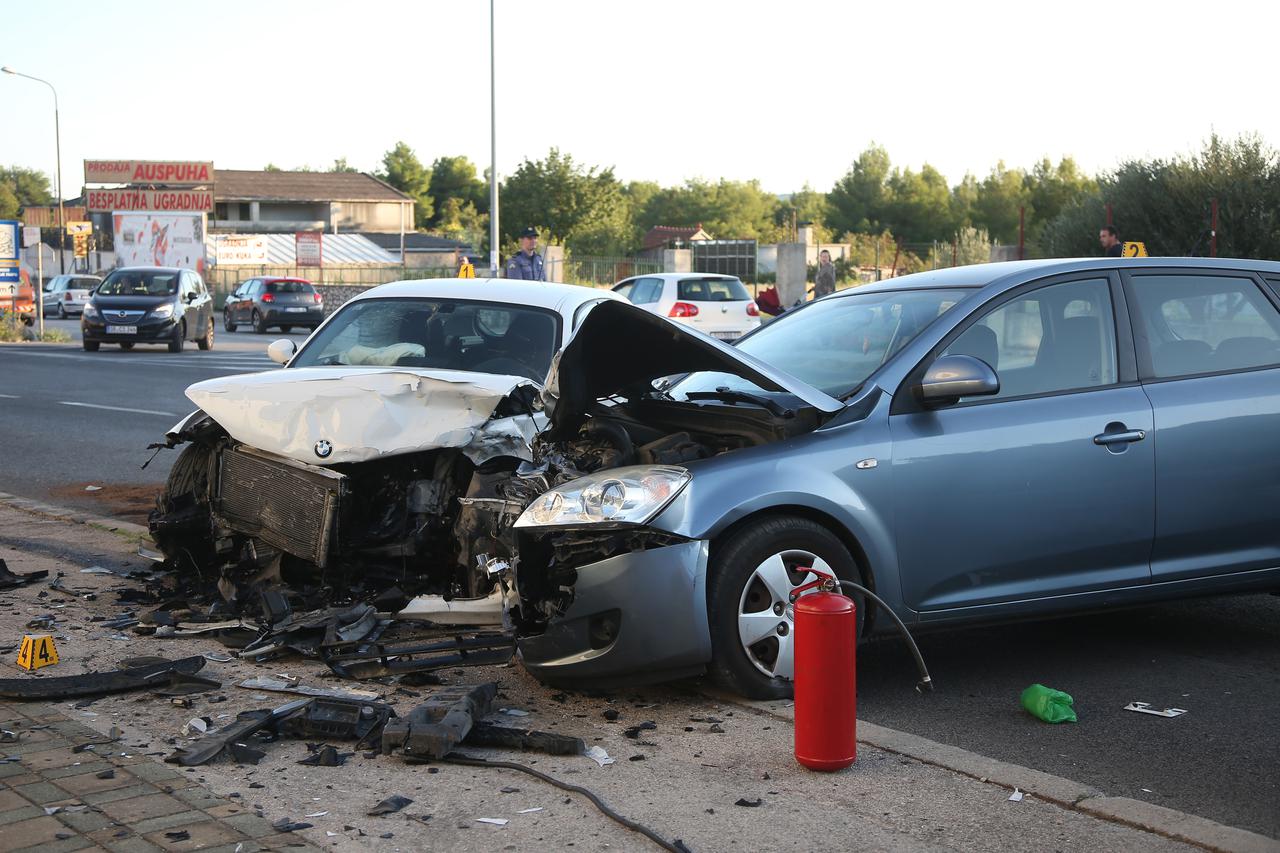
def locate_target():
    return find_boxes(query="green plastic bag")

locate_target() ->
[1020,683,1078,723]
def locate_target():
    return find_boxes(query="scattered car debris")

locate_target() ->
[517,807,543,814]
[735,797,763,807]
[1019,683,1078,724]
[476,817,509,826]
[237,675,380,702]
[164,830,191,842]
[152,673,222,697]
[0,560,49,590]
[299,744,350,766]
[382,683,497,760]
[584,746,615,767]
[0,656,208,701]
[203,652,234,663]
[321,629,515,680]
[181,718,210,736]
[271,818,313,833]
[465,722,585,756]
[367,795,414,816]
[624,721,657,739]
[1008,789,1025,802]
[1124,702,1188,718]
[80,566,114,575]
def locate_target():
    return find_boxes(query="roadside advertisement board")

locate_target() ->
[112,213,207,272]
[214,235,269,265]
[84,160,213,186]
[0,220,19,283]
[86,188,213,213]
[295,231,323,267]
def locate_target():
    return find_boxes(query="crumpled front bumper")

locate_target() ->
[517,539,712,686]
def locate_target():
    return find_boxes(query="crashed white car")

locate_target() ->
[152,276,838,694]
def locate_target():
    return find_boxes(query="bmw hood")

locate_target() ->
[540,299,843,440]
[184,367,541,466]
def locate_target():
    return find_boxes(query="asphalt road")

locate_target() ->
[0,317,297,519]
[1,318,1277,838]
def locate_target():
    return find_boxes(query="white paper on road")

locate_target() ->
[1008,789,1024,802]
[584,745,615,767]
[185,366,540,466]
[476,818,509,826]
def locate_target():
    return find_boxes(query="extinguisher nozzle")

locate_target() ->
[916,676,934,693]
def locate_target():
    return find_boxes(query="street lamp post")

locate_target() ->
[488,0,499,276]
[3,66,66,300]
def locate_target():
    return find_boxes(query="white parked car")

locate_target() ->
[42,274,101,318]
[612,273,761,341]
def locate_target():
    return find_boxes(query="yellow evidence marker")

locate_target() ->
[1122,241,1149,257]
[16,634,59,671]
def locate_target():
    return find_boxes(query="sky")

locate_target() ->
[1,0,1275,199]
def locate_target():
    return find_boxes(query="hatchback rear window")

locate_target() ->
[266,281,314,294]
[678,277,750,301]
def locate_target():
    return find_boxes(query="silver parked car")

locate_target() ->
[41,274,101,318]
[612,273,761,340]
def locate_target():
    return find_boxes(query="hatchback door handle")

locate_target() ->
[1093,429,1146,446]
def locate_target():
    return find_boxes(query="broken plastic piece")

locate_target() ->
[396,589,505,626]
[476,818,508,826]
[382,683,498,760]
[322,631,514,680]
[299,744,350,766]
[368,795,413,816]
[0,560,49,591]
[276,697,393,747]
[1008,789,1024,802]
[584,746,615,767]
[466,722,585,756]
[237,676,380,702]
[1019,684,1078,724]
[1123,702,1188,718]
[0,656,207,701]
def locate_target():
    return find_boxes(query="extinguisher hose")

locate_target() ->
[834,579,934,693]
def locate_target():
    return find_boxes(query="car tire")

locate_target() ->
[253,310,268,334]
[168,322,185,353]
[119,342,134,350]
[197,317,214,350]
[82,339,99,352]
[281,325,293,334]
[706,515,863,700]
[56,303,66,319]
[223,310,237,333]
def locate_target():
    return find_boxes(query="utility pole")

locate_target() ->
[3,66,65,277]
[1210,197,1219,258]
[488,0,500,276]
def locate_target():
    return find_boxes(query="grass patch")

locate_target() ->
[0,315,73,342]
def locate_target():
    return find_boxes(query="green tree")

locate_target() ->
[329,157,359,173]
[0,166,54,208]
[378,142,433,229]
[884,164,954,243]
[635,178,782,241]
[929,226,994,267]
[263,163,282,172]
[500,148,632,255]
[776,184,832,241]
[426,156,487,228]
[0,182,19,219]
[972,161,1032,243]
[827,144,892,235]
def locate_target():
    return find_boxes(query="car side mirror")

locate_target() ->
[267,338,297,366]
[916,355,1000,406]
[185,292,198,303]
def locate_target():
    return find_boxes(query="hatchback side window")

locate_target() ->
[941,278,1117,401]
[612,280,635,300]
[1128,274,1280,378]
[632,278,663,304]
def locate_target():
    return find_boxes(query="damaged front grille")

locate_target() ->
[216,445,344,567]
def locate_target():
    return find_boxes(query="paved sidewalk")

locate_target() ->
[0,700,318,853]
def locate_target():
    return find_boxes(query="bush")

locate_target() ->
[0,315,72,342]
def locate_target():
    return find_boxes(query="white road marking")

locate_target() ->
[59,401,176,417]
[0,393,19,398]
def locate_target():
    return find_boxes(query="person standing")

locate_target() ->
[504,226,545,281]
[1099,225,1124,257]
[813,249,837,298]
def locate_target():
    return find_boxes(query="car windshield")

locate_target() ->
[97,270,178,296]
[292,297,561,381]
[671,288,971,398]
[266,280,313,294]
[678,277,751,302]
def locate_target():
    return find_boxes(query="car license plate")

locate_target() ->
[711,331,738,340]
[286,307,307,313]
[106,325,137,334]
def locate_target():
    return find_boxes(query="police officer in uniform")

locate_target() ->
[504,226,545,281]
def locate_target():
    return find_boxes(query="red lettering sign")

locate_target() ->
[86,189,214,212]
[83,160,214,186]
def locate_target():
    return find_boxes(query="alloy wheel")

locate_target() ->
[736,550,832,680]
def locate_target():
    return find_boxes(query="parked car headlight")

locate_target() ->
[82,303,99,319]
[515,465,691,529]
[151,303,174,319]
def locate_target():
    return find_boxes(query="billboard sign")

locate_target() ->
[86,188,213,213]
[112,213,207,272]
[214,235,270,265]
[0,220,19,283]
[295,231,323,267]
[84,160,213,186]
[22,226,41,248]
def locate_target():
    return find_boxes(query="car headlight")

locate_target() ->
[515,465,691,529]
[151,303,174,319]
[83,303,99,319]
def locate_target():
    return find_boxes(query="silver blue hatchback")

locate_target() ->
[513,258,1280,698]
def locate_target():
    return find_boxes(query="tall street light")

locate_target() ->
[3,66,66,277]
[488,0,499,276]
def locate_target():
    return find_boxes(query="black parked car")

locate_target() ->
[81,267,215,353]
[223,277,324,334]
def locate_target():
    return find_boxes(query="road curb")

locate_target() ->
[713,692,1279,853]
[0,490,152,542]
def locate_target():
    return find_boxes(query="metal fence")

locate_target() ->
[558,256,663,287]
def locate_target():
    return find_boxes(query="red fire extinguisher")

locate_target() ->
[793,573,857,771]
[790,567,934,772]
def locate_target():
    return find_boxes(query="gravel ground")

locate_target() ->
[0,507,1198,852]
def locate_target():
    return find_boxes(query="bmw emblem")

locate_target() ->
[314,440,333,459]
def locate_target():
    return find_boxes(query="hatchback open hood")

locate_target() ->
[185,367,540,466]
[541,299,843,440]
